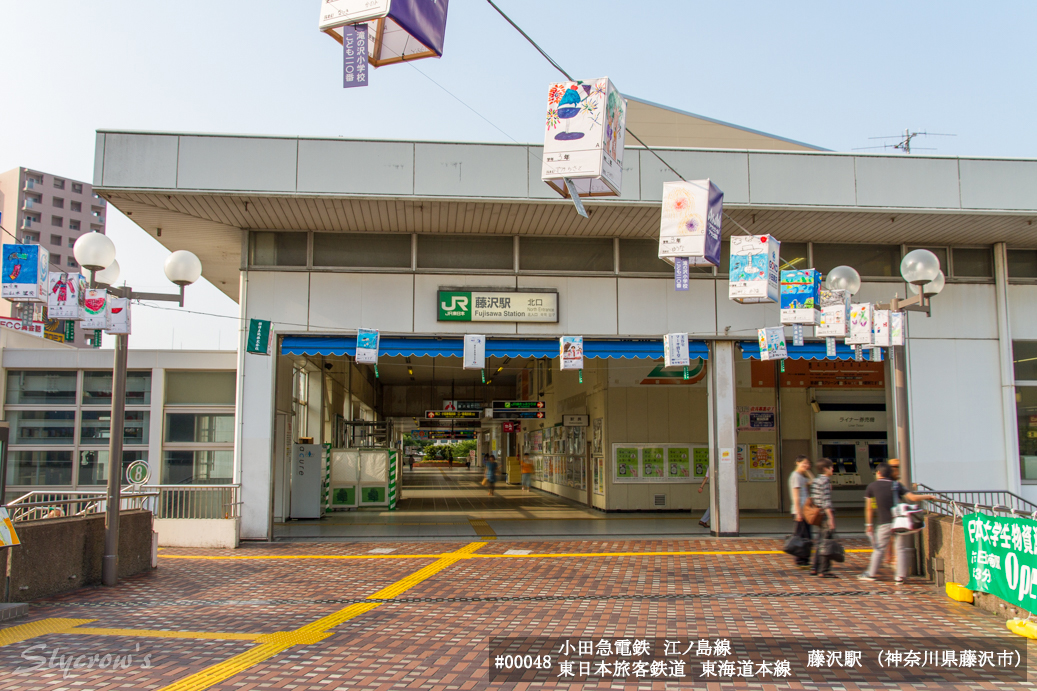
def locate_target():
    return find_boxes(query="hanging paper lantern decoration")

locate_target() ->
[560,336,584,370]
[319,0,449,67]
[663,333,691,368]
[758,326,787,361]
[816,289,851,337]
[105,297,131,335]
[780,269,821,325]
[658,180,723,268]
[872,309,892,347]
[81,288,107,330]
[846,303,874,346]
[891,312,905,346]
[2,244,49,303]
[729,235,780,304]
[48,273,85,320]
[542,78,627,198]
[463,334,485,370]
[356,328,380,364]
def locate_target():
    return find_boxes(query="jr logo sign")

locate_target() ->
[439,292,472,321]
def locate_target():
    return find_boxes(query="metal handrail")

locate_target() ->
[916,485,1037,517]
[6,489,158,522]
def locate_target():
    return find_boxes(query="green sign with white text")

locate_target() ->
[437,290,558,323]
[965,512,1037,614]
[247,319,271,355]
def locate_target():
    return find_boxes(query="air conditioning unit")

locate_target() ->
[654,494,667,507]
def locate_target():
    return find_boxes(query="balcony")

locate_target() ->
[20,218,33,229]
[24,178,37,191]
[22,198,36,210]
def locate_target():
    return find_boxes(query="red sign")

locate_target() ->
[502,422,520,433]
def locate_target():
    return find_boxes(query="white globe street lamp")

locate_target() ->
[824,265,862,295]
[93,259,121,288]
[908,270,946,297]
[900,249,941,286]
[164,250,203,286]
[73,231,117,272]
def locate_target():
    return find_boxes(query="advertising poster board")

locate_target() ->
[642,447,665,479]
[747,444,776,482]
[667,447,691,479]
[692,447,709,479]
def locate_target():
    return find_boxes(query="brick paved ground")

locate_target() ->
[0,538,1031,690]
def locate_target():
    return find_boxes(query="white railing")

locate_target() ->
[5,485,241,522]
[145,484,241,519]
[6,489,157,523]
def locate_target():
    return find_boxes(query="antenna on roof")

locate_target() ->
[853,129,956,154]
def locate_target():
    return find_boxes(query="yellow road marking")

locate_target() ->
[468,517,497,540]
[0,618,95,647]
[157,541,488,691]
[160,547,873,561]
[69,628,263,641]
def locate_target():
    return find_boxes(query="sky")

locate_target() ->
[1,0,1035,349]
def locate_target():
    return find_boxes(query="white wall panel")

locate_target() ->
[358,273,414,332]
[908,338,1007,490]
[639,150,749,203]
[617,278,716,336]
[177,136,298,192]
[414,143,528,198]
[298,140,414,195]
[245,271,309,326]
[526,147,558,200]
[907,284,998,340]
[960,159,1037,211]
[516,276,617,335]
[715,281,781,336]
[413,274,518,334]
[854,157,961,209]
[101,133,179,189]
[749,153,856,206]
[308,273,363,331]
[1008,285,1037,340]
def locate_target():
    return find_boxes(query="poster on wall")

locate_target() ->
[692,447,709,479]
[593,456,604,495]
[736,444,747,481]
[642,447,665,479]
[591,418,603,455]
[747,444,776,482]
[667,447,691,479]
[736,406,776,432]
[615,447,639,480]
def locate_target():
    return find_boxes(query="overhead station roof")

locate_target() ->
[92,101,1037,303]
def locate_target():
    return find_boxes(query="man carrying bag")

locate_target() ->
[859,463,936,584]
[810,458,839,578]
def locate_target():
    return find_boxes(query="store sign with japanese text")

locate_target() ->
[966,512,1037,615]
[438,290,558,323]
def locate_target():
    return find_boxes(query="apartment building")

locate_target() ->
[0,167,107,347]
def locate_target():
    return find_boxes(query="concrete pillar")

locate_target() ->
[148,368,164,485]
[994,242,1022,493]
[707,341,739,537]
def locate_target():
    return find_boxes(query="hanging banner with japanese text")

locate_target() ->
[342,23,369,88]
[965,512,1037,615]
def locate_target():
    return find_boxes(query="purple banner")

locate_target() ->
[674,257,690,291]
[343,24,369,89]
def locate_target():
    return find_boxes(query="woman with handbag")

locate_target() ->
[787,456,814,567]
[810,458,838,578]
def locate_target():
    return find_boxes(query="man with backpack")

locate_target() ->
[859,463,937,584]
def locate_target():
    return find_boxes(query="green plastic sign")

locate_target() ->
[247,318,271,355]
[125,460,150,485]
[965,512,1037,614]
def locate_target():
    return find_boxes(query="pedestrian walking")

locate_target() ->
[520,453,534,492]
[859,463,937,583]
[484,454,498,497]
[788,455,814,567]
[810,458,837,578]
[697,472,710,528]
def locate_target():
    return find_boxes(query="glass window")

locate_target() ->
[79,410,149,445]
[7,410,75,445]
[78,450,148,485]
[82,371,152,405]
[813,244,901,277]
[249,231,307,267]
[777,243,809,271]
[1014,341,1037,381]
[165,413,235,444]
[5,370,77,404]
[1008,250,1037,279]
[165,371,236,405]
[618,239,712,274]
[1017,387,1037,480]
[162,450,234,484]
[416,235,512,271]
[520,237,614,272]
[907,247,949,275]
[312,232,411,268]
[952,247,993,278]
[7,450,72,486]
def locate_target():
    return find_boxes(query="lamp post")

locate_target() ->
[73,232,202,587]
[825,249,944,487]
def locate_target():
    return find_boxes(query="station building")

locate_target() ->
[88,98,1037,540]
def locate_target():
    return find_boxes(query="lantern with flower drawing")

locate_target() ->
[542,78,626,198]
[658,180,723,268]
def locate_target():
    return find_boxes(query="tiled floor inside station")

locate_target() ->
[274,467,866,541]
